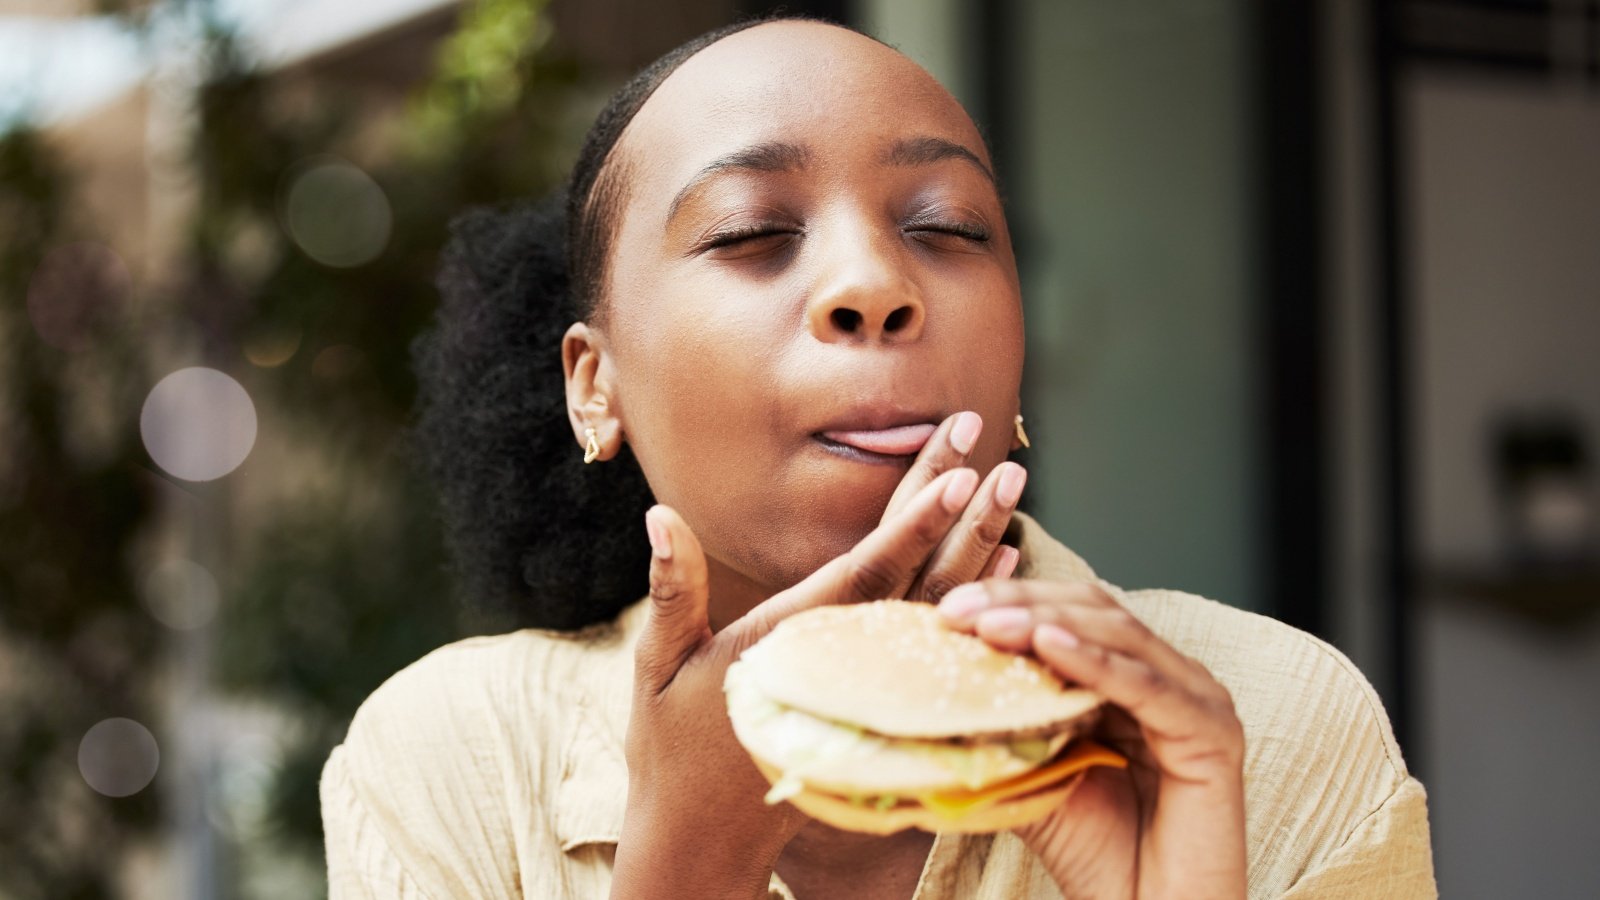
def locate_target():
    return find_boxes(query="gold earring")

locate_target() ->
[583,426,601,464]
[1013,414,1031,449]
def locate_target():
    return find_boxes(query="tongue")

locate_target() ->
[821,424,937,456]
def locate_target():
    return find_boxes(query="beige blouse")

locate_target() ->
[320,513,1437,898]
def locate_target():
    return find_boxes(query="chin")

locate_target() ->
[787,479,898,583]
[707,449,918,593]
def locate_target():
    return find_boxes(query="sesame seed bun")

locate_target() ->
[741,601,1102,739]
[723,600,1120,834]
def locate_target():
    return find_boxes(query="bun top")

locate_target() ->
[739,600,1103,739]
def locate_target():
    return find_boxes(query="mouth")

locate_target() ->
[815,422,938,465]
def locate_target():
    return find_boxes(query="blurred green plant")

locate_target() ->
[1,0,590,896]
[0,124,162,900]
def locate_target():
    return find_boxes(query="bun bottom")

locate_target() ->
[753,759,1087,835]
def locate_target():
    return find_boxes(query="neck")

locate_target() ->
[705,556,774,633]
[776,819,936,895]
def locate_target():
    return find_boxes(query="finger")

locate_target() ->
[910,462,1026,601]
[949,581,1201,683]
[880,412,982,523]
[1033,625,1242,753]
[734,467,979,649]
[633,505,712,697]
[957,589,1198,680]
[937,577,1114,631]
[980,544,1020,581]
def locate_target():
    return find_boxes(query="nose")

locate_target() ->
[804,235,926,344]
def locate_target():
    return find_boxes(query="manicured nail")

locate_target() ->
[939,583,989,620]
[941,469,979,513]
[644,507,673,561]
[996,464,1027,509]
[977,606,1032,642]
[994,545,1021,580]
[1036,623,1080,652]
[950,411,982,455]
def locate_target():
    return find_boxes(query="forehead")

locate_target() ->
[615,21,989,195]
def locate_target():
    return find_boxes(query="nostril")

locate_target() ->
[831,308,862,333]
[884,306,912,333]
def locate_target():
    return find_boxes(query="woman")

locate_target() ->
[320,17,1436,899]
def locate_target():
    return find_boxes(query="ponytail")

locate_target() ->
[412,195,654,630]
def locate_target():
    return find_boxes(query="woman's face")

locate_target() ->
[595,21,1023,591]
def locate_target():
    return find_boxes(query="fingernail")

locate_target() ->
[977,606,1032,642]
[1036,623,1080,651]
[950,412,982,455]
[994,545,1021,580]
[644,508,673,561]
[939,583,989,620]
[996,464,1027,509]
[941,469,979,513]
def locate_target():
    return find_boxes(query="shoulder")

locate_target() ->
[342,608,640,750]
[332,602,643,788]
[320,604,645,894]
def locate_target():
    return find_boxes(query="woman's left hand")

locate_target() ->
[938,579,1248,900]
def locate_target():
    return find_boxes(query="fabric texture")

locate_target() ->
[320,513,1437,898]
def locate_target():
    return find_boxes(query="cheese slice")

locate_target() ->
[917,740,1127,819]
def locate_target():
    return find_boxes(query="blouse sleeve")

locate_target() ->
[1281,775,1438,898]
[321,744,440,900]
[318,639,530,899]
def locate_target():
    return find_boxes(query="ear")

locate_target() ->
[562,322,624,462]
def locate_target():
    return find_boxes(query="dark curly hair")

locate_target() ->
[412,17,809,630]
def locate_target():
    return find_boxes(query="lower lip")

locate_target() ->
[817,424,936,459]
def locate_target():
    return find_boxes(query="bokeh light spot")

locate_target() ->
[140,367,258,482]
[242,323,302,368]
[281,158,392,268]
[25,242,131,351]
[78,718,160,798]
[142,558,220,630]
[311,344,364,380]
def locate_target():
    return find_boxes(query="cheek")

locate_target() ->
[608,292,785,516]
[942,287,1025,460]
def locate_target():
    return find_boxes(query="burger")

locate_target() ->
[723,599,1126,835]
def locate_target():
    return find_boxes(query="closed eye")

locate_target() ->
[698,222,802,252]
[907,221,990,242]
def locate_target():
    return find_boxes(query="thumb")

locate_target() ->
[633,504,711,697]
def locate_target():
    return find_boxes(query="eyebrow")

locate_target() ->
[879,136,995,184]
[667,141,811,222]
[665,135,995,224]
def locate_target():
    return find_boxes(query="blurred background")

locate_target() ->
[1,0,1596,897]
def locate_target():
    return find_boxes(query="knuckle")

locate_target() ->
[911,512,950,545]
[1107,607,1152,643]
[648,573,690,608]
[1079,642,1110,670]
[970,515,1008,548]
[1209,681,1241,719]
[845,553,900,599]
[1081,580,1120,607]
[920,571,964,602]
[1129,662,1165,699]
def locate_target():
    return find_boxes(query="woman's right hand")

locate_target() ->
[609,466,983,900]
[880,412,1027,600]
